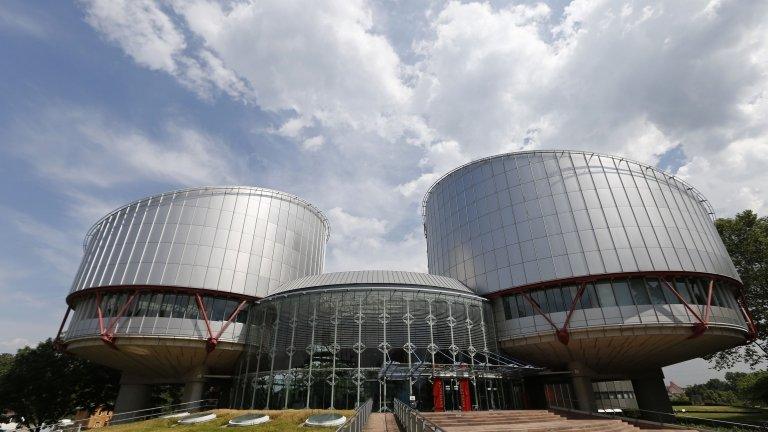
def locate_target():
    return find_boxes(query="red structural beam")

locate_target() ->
[207,300,248,353]
[53,306,72,352]
[100,290,139,347]
[195,293,215,345]
[194,294,247,353]
[96,290,105,336]
[520,282,587,346]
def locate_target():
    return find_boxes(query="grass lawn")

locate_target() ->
[673,405,768,425]
[103,409,355,432]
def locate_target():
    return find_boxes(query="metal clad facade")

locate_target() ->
[70,186,329,298]
[423,151,740,296]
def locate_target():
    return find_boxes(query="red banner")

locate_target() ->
[459,378,472,411]
[433,378,444,412]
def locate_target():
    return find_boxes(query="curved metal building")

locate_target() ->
[422,150,755,411]
[57,186,329,413]
[231,271,533,412]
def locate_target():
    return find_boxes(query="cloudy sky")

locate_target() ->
[1,0,766,385]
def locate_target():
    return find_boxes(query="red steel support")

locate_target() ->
[736,293,758,342]
[96,290,105,336]
[703,279,714,324]
[100,290,138,347]
[522,282,586,346]
[660,277,708,338]
[53,306,72,352]
[557,282,587,345]
[195,293,215,345]
[521,292,560,331]
[207,300,248,353]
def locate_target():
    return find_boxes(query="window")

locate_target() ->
[580,284,600,309]
[629,278,651,305]
[645,278,666,305]
[612,280,634,306]
[595,281,616,307]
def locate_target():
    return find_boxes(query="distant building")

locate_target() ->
[667,381,686,397]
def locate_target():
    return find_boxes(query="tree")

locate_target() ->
[0,339,120,426]
[706,210,768,369]
[685,379,738,405]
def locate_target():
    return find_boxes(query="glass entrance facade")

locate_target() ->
[231,271,536,411]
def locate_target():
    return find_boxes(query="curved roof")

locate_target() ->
[268,270,473,296]
[83,186,330,250]
[421,150,715,229]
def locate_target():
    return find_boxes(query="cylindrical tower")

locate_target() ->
[57,186,329,412]
[423,150,755,411]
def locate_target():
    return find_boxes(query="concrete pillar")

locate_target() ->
[569,362,595,412]
[114,374,152,414]
[631,368,673,419]
[182,380,206,402]
[182,366,207,405]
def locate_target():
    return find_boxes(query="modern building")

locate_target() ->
[230,270,536,412]
[55,186,329,413]
[421,150,755,412]
[56,150,756,416]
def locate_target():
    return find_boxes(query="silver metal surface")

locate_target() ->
[72,186,329,298]
[422,150,740,295]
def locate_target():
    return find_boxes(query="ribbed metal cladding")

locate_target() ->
[422,150,740,296]
[70,186,329,299]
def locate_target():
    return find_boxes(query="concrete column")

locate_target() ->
[182,366,207,404]
[114,374,152,414]
[631,368,673,418]
[182,380,206,402]
[569,362,595,412]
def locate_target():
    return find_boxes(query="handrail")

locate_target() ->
[393,399,445,432]
[336,399,373,432]
[42,399,219,431]
[550,400,766,431]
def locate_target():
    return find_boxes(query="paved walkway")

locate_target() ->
[363,413,401,432]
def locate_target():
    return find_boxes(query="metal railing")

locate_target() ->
[550,399,766,432]
[393,399,444,432]
[37,399,218,431]
[336,399,373,432]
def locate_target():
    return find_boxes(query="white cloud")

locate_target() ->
[11,105,244,189]
[0,338,31,351]
[301,135,325,152]
[325,207,427,272]
[77,0,768,273]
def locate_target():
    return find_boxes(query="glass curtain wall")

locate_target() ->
[231,287,499,411]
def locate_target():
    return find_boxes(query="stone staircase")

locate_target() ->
[418,410,695,432]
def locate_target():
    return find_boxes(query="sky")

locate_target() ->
[0,0,766,386]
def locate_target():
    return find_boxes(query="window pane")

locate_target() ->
[185,295,199,319]
[596,281,616,307]
[547,287,566,313]
[612,280,634,306]
[645,278,666,305]
[173,294,188,318]
[520,294,534,317]
[147,293,163,317]
[563,285,582,310]
[629,278,651,304]
[533,290,549,313]
[503,296,513,319]
[581,284,600,308]
[159,294,175,318]
[688,279,707,305]
[675,278,693,303]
